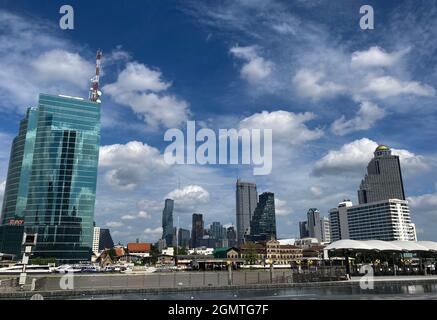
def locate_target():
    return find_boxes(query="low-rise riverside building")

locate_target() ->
[266,239,303,265]
[127,243,152,258]
[239,243,266,264]
[213,247,239,259]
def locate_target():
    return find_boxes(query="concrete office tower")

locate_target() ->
[92,227,101,255]
[329,200,353,242]
[249,192,277,242]
[161,199,174,247]
[236,179,258,245]
[0,94,101,261]
[307,208,322,240]
[191,213,204,248]
[320,216,331,243]
[358,145,406,204]
[329,199,416,241]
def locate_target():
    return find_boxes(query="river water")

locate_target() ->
[74,282,437,300]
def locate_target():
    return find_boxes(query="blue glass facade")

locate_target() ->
[162,199,174,247]
[249,192,277,242]
[0,94,101,262]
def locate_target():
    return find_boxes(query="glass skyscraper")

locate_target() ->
[191,213,204,248]
[249,192,276,242]
[161,198,174,247]
[0,93,101,262]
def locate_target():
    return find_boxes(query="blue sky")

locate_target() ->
[0,0,437,243]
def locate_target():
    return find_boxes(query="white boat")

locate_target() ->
[54,264,82,273]
[0,264,53,274]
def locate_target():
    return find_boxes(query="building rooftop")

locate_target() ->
[375,144,390,151]
[127,243,152,252]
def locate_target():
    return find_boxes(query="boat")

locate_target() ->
[0,264,53,274]
[54,264,82,273]
[80,265,99,273]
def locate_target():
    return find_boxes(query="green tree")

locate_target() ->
[173,246,188,255]
[244,242,258,265]
[108,248,116,260]
[150,245,160,264]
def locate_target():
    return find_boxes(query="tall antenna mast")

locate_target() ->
[89,50,102,103]
[176,216,180,256]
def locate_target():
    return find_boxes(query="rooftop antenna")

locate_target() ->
[89,50,102,103]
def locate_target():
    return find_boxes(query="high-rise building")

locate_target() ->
[98,228,114,251]
[92,227,100,255]
[161,199,174,247]
[210,221,225,241]
[0,94,101,261]
[175,227,190,248]
[299,221,309,239]
[358,145,406,204]
[328,144,416,242]
[307,208,322,240]
[320,216,331,243]
[226,226,237,247]
[329,199,416,241]
[236,179,258,245]
[191,213,204,248]
[300,210,330,242]
[249,192,276,242]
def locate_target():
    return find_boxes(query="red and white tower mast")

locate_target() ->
[89,50,102,102]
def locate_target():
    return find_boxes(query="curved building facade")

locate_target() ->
[0,94,101,262]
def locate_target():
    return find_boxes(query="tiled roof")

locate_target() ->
[127,243,152,252]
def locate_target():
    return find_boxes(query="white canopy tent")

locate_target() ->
[325,240,437,252]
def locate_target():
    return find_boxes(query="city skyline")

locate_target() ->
[0,1,437,245]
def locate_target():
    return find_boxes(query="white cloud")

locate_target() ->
[166,185,210,212]
[104,62,170,93]
[239,110,323,145]
[310,186,323,197]
[121,210,151,220]
[104,46,132,65]
[391,148,429,172]
[408,189,437,211]
[31,49,94,88]
[361,75,435,99]
[103,62,189,129]
[351,46,410,68]
[313,138,428,176]
[230,45,274,84]
[0,10,95,112]
[292,69,345,101]
[275,198,292,216]
[99,141,170,190]
[407,184,437,241]
[143,227,163,237]
[106,221,124,228]
[331,101,386,136]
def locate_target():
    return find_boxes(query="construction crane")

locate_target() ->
[89,50,102,103]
